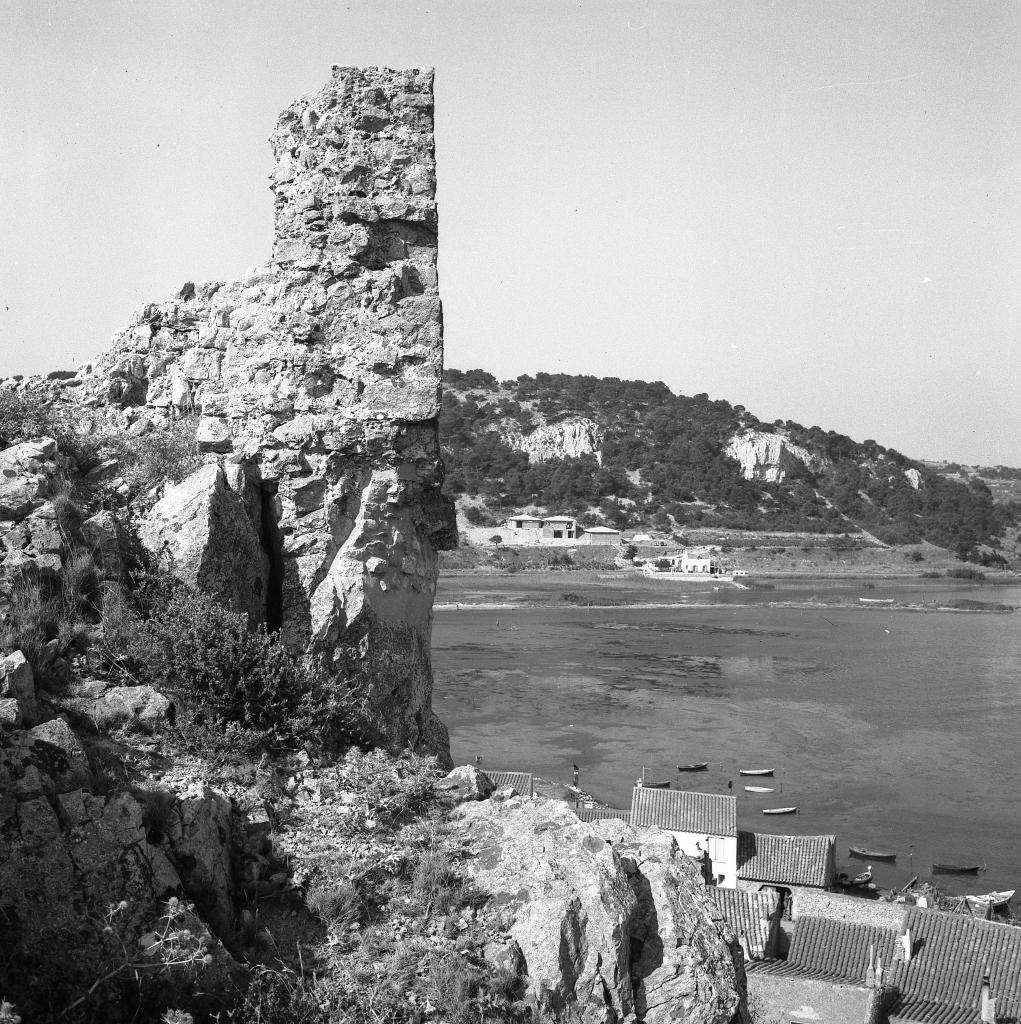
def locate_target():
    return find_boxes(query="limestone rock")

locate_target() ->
[436,764,495,802]
[0,650,37,724]
[57,67,457,761]
[505,416,604,465]
[54,679,173,735]
[81,510,124,579]
[138,462,269,625]
[608,825,747,1024]
[453,799,745,1024]
[725,429,825,483]
[162,784,236,944]
[0,438,60,520]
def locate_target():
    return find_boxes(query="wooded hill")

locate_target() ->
[440,369,1016,563]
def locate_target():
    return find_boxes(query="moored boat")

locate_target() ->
[965,889,1014,909]
[677,762,709,772]
[762,806,797,815]
[849,866,873,886]
[641,779,671,789]
[849,846,897,861]
[932,863,981,875]
[744,786,774,793]
[740,768,774,776]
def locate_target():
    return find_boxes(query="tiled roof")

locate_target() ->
[778,906,1021,1024]
[890,907,1021,1022]
[785,916,899,985]
[483,770,533,796]
[737,830,835,887]
[630,787,736,837]
[574,806,631,823]
[711,887,779,960]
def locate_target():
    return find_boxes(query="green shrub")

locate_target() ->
[115,588,361,752]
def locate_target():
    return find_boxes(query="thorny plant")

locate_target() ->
[58,896,216,1019]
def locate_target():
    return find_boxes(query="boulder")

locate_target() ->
[54,679,173,735]
[453,798,745,1024]
[0,438,59,521]
[137,462,269,625]
[0,650,37,723]
[436,764,495,802]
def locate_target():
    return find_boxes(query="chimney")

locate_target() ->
[981,970,997,1024]
[875,955,884,988]
[865,943,876,988]
[902,928,912,964]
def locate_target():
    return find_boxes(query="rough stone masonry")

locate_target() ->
[79,67,457,758]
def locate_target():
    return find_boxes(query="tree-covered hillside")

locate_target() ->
[440,369,1015,562]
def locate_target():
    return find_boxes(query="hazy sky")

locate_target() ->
[1,1,1018,464]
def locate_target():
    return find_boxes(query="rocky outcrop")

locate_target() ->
[904,467,922,490]
[454,796,745,1024]
[506,416,604,465]
[138,462,269,625]
[725,430,824,483]
[13,67,457,759]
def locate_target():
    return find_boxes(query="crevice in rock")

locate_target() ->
[259,482,285,633]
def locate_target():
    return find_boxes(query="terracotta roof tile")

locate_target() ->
[574,806,631,823]
[711,887,779,960]
[892,907,1021,1021]
[483,770,533,796]
[786,916,899,985]
[737,830,835,888]
[630,787,736,837]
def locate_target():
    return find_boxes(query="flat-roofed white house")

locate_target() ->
[630,787,738,887]
[505,514,544,532]
[501,514,582,545]
[541,515,578,540]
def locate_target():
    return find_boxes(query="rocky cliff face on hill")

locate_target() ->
[504,417,604,465]
[724,430,825,484]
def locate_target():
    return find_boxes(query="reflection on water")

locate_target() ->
[432,579,1021,896]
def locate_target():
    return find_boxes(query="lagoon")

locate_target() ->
[432,574,1021,896]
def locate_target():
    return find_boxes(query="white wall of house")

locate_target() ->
[669,830,737,888]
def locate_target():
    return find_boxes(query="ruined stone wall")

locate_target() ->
[74,67,456,759]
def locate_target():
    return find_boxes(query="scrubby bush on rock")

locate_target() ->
[112,588,364,754]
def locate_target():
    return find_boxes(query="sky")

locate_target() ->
[1,0,1019,465]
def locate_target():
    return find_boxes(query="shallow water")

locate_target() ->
[432,575,1021,895]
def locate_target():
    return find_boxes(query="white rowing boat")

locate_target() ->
[762,806,797,815]
[965,889,1014,909]
[744,786,774,793]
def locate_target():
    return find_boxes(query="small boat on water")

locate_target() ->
[641,779,671,789]
[744,786,774,794]
[762,806,797,815]
[932,863,981,875]
[849,846,897,861]
[859,597,894,605]
[677,762,710,772]
[849,866,873,886]
[965,889,1014,909]
[739,768,774,777]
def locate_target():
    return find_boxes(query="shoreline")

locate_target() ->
[435,599,1015,614]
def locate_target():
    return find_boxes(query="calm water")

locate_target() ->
[432,575,1021,895]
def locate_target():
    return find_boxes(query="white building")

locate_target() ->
[630,787,738,887]
[581,526,621,546]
